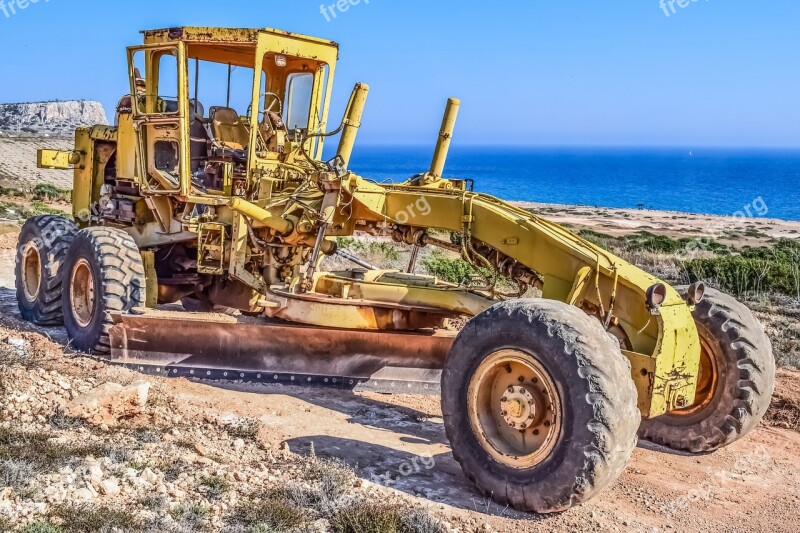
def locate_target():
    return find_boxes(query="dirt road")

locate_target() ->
[0,241,799,532]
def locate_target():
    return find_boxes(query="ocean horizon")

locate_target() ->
[338,146,800,222]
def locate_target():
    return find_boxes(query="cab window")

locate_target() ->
[284,72,314,132]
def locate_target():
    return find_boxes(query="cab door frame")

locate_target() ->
[126,42,191,198]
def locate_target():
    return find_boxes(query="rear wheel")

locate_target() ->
[62,227,146,353]
[442,299,640,513]
[15,215,77,325]
[638,287,775,453]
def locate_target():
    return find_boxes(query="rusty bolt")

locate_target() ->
[518,376,525,383]
[501,396,508,402]
[544,421,551,427]
[509,422,516,428]
[533,429,540,436]
[508,386,515,393]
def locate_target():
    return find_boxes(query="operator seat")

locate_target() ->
[208,106,249,161]
[188,100,208,172]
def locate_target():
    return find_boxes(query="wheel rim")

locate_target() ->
[467,349,562,469]
[21,243,42,303]
[70,258,95,328]
[668,325,720,417]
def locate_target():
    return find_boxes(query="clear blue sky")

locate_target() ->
[1,0,798,147]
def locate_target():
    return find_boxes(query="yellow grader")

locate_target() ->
[20,27,775,513]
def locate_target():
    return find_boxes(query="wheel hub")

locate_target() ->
[500,385,540,430]
[70,258,95,328]
[468,350,562,469]
[21,243,42,303]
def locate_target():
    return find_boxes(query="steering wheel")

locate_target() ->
[262,92,282,115]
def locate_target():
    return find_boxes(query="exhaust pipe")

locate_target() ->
[429,97,461,181]
[336,82,370,170]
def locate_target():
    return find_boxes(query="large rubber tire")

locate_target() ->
[15,215,78,325]
[442,299,641,514]
[638,287,775,453]
[62,227,146,354]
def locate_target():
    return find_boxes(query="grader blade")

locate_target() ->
[107,310,454,394]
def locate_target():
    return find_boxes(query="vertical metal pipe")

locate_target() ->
[193,59,199,112]
[407,245,420,273]
[226,64,232,108]
[336,83,370,170]
[429,97,461,180]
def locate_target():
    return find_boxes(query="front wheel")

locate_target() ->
[15,215,77,325]
[62,227,146,353]
[638,287,775,453]
[442,299,640,514]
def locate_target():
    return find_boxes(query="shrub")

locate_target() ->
[47,504,141,533]
[21,522,63,533]
[421,251,479,285]
[32,184,71,202]
[330,503,405,533]
[200,474,230,498]
[230,493,307,531]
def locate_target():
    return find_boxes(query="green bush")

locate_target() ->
[330,503,405,533]
[684,241,800,298]
[32,184,71,202]
[421,251,479,285]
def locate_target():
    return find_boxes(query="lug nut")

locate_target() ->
[501,396,507,402]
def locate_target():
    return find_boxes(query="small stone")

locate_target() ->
[194,443,209,457]
[57,380,72,391]
[74,488,94,501]
[87,464,104,479]
[141,468,158,484]
[99,479,120,496]
[233,439,245,452]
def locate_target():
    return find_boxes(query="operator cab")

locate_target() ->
[122,27,338,197]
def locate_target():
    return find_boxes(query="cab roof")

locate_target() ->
[142,27,338,49]
[140,27,339,70]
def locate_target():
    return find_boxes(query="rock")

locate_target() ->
[194,443,209,457]
[57,379,72,391]
[142,467,158,485]
[233,439,245,452]
[99,479,120,496]
[0,101,109,136]
[73,488,94,501]
[63,381,150,426]
[5,337,28,356]
[87,463,104,479]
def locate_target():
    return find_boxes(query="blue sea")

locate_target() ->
[343,146,800,222]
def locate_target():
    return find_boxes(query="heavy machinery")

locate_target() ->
[19,27,775,513]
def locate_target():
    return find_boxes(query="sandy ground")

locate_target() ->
[0,231,799,532]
